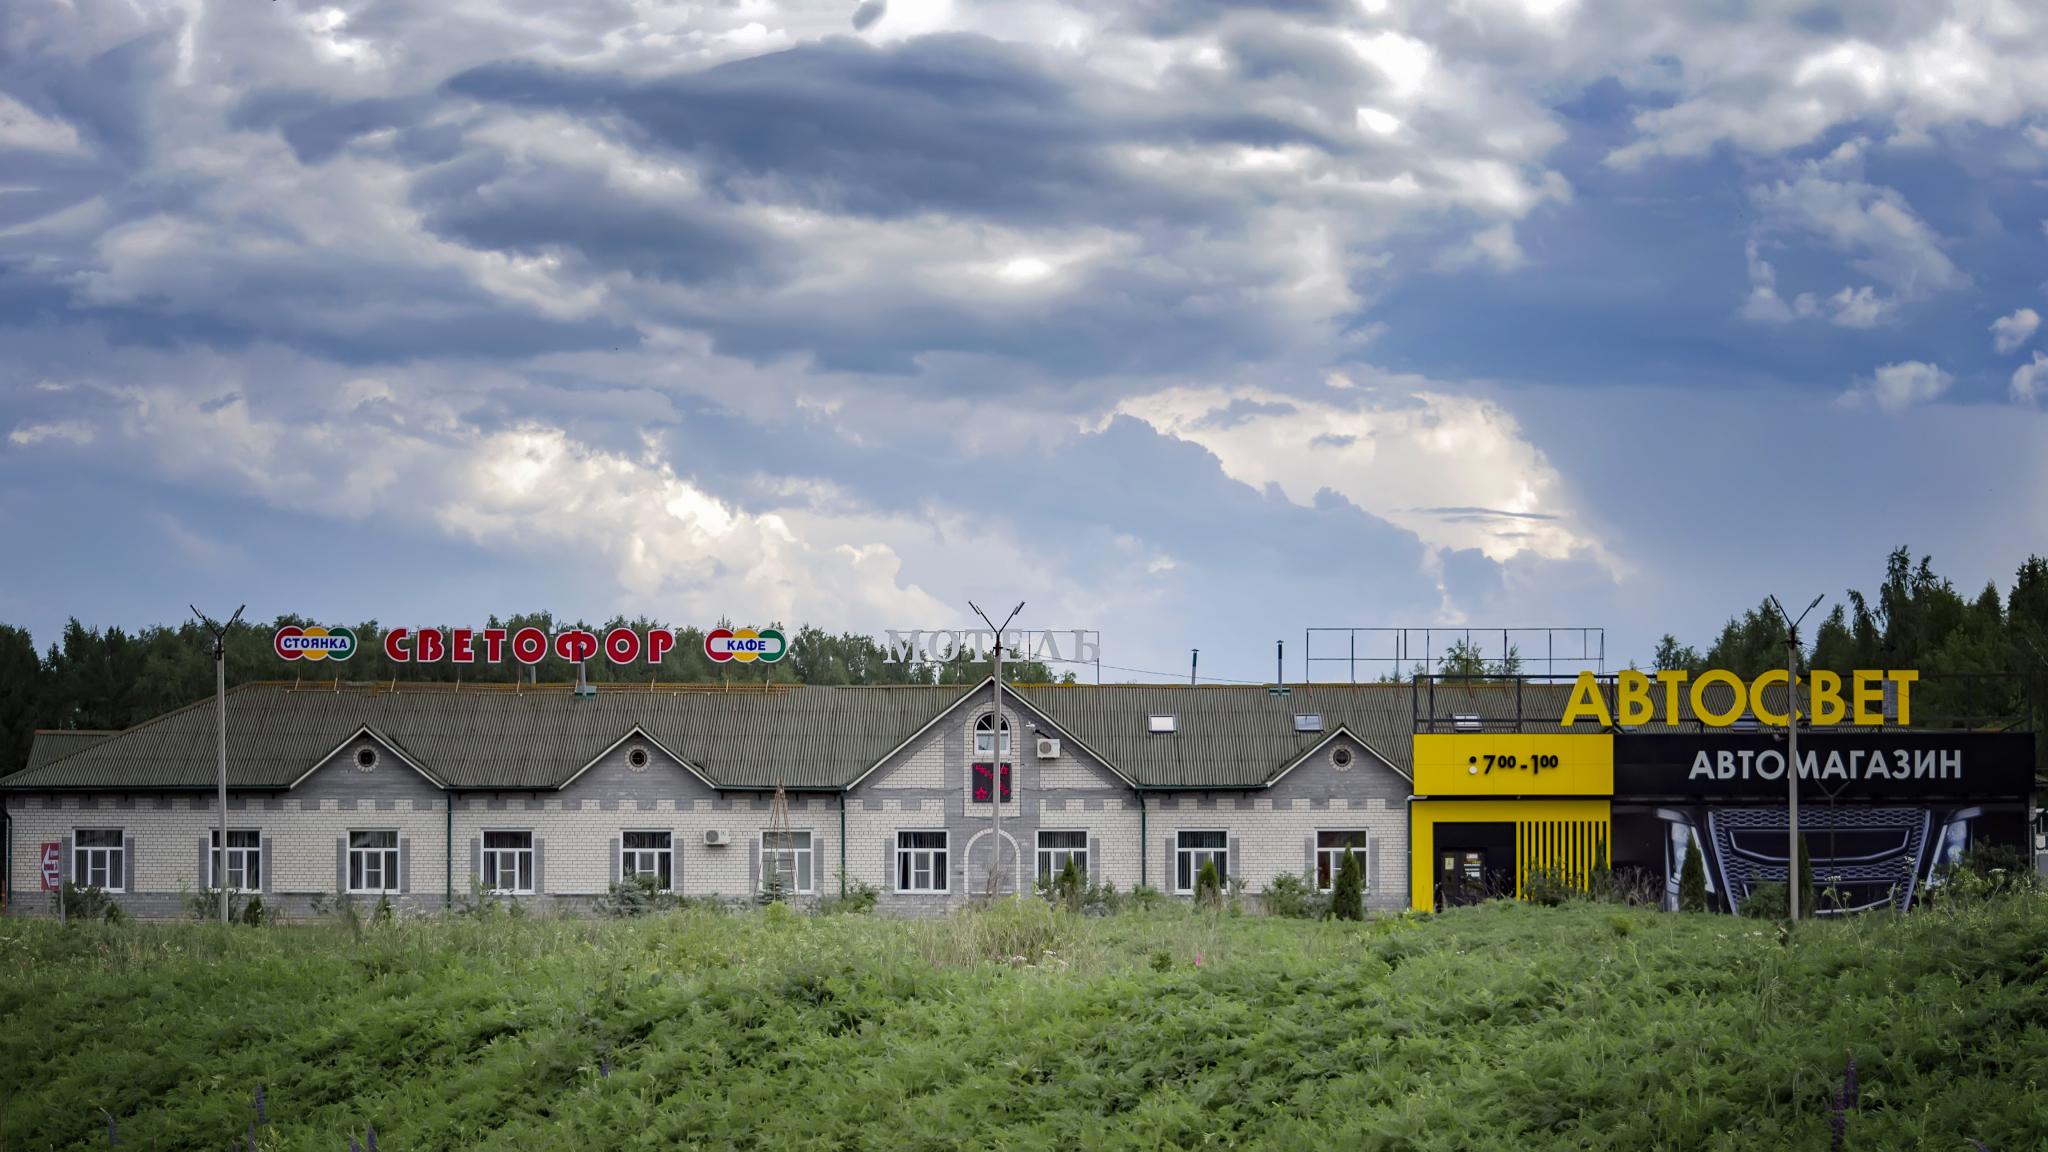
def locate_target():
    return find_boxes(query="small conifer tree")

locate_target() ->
[1195,859,1222,908]
[1678,834,1708,913]
[1330,849,1365,921]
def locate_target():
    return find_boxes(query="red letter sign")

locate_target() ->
[554,629,598,663]
[511,627,547,665]
[646,628,676,664]
[604,627,640,664]
[383,628,412,662]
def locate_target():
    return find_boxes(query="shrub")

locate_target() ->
[1053,858,1084,913]
[1080,880,1122,917]
[1195,860,1222,909]
[373,894,395,925]
[1330,851,1365,921]
[239,893,267,927]
[1678,836,1708,913]
[1593,865,1664,907]
[1740,881,1789,920]
[1520,865,1573,908]
[816,876,879,916]
[61,882,116,923]
[1127,885,1167,911]
[597,873,678,918]
[1261,872,1328,920]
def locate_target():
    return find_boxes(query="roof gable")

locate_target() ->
[848,679,1136,791]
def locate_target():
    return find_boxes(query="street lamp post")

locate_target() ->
[1768,593,1823,922]
[969,600,1024,899]
[191,604,245,925]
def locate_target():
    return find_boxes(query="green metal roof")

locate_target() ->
[2,677,1850,795]
[1015,684,1421,787]
[0,680,1442,793]
[22,730,117,776]
[0,683,976,792]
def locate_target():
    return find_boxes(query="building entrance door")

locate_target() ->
[1438,849,1492,907]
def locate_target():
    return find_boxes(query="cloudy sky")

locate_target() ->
[2,0,2045,683]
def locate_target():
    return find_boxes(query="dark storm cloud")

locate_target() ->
[411,151,788,286]
[445,34,1332,226]
[0,26,173,169]
[1218,23,1372,88]
[230,90,437,165]
[851,1,888,32]
[1111,0,1351,38]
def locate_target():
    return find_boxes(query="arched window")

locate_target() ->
[974,714,1011,758]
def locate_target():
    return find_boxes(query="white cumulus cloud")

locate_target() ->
[2013,351,2048,405]
[1991,307,2040,354]
[1838,361,1953,413]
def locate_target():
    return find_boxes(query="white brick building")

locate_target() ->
[2,680,1419,917]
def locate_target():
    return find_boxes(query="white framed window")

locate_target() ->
[761,830,813,895]
[1315,830,1370,892]
[896,830,948,893]
[1175,830,1228,894]
[482,831,534,894]
[622,831,673,890]
[1037,830,1088,884]
[349,830,400,894]
[74,829,125,892]
[974,713,1011,758]
[209,829,262,893]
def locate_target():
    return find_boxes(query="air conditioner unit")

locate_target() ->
[702,829,730,847]
[1035,737,1061,760]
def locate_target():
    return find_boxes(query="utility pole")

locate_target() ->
[969,601,1024,900]
[1768,593,1823,922]
[191,603,245,925]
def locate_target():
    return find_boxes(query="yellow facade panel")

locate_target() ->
[1412,733,1614,796]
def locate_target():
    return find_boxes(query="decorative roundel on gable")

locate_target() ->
[627,746,651,772]
[1329,745,1354,771]
[355,746,379,772]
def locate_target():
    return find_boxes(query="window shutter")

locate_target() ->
[748,836,760,893]
[532,838,545,894]
[336,838,347,894]
[813,835,829,895]
[399,838,411,895]
[1228,835,1241,882]
[1360,834,1373,893]
[61,836,73,884]
[260,837,273,894]
[198,836,211,891]
[672,830,684,894]
[123,837,136,894]
[1163,837,1174,893]
[609,838,621,886]
[885,839,897,893]
[1304,835,1315,882]
[1087,835,1101,882]
[470,838,482,887]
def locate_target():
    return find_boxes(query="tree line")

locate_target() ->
[2,548,2044,778]
[0,616,1073,777]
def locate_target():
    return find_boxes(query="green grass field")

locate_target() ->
[4,895,2046,1151]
